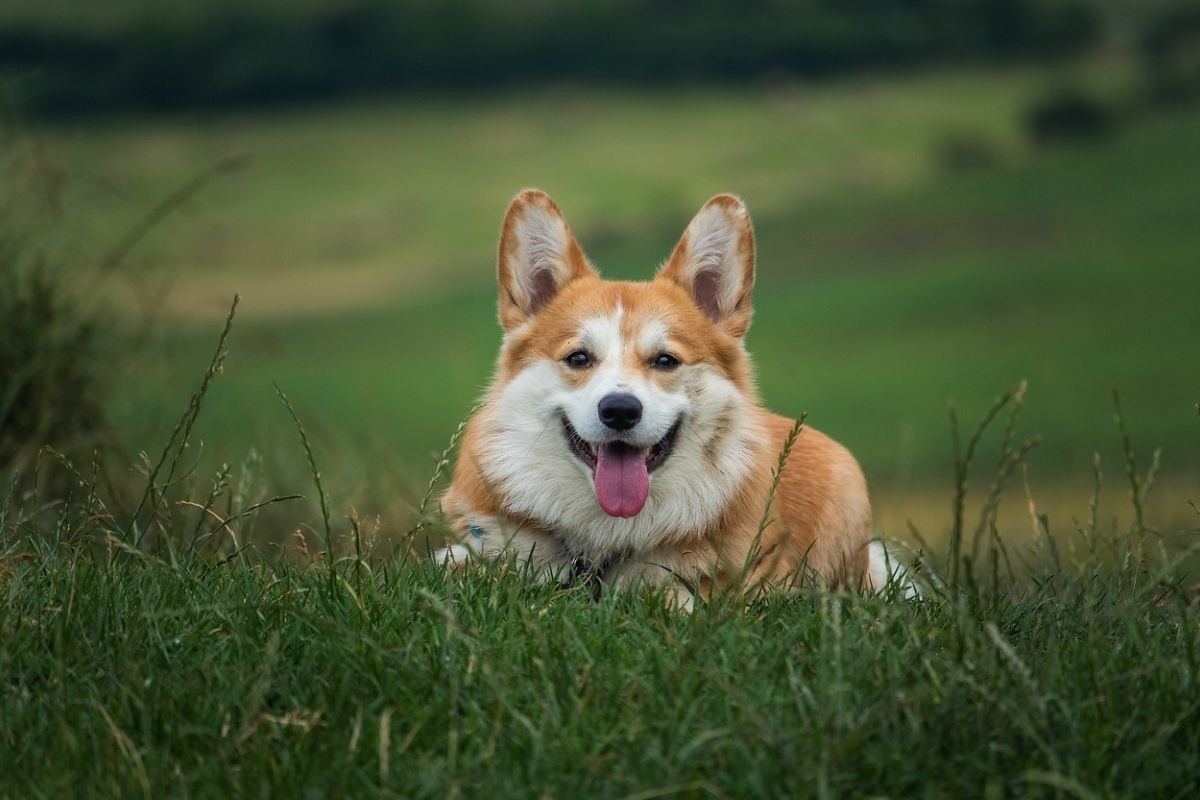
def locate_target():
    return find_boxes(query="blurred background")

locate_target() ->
[2,0,1198,543]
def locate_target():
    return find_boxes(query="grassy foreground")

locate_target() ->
[2,365,1198,797]
[3,508,1198,797]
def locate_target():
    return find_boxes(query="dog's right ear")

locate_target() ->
[497,189,596,332]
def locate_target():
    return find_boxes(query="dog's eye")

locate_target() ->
[652,353,680,370]
[564,350,591,369]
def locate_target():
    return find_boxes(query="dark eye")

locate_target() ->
[652,353,680,370]
[564,350,591,369]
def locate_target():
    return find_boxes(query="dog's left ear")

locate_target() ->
[658,194,756,338]
[497,189,596,332]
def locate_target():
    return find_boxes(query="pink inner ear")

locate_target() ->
[692,269,723,322]
[529,268,559,314]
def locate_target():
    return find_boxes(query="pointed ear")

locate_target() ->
[497,189,596,332]
[657,194,756,337]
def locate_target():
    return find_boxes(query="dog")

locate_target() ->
[436,189,913,607]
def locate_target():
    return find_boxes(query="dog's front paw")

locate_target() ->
[432,543,473,567]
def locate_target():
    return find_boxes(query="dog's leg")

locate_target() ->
[607,550,705,611]
[867,540,920,598]
[432,543,474,566]
[432,519,574,582]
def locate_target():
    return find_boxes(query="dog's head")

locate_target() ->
[478,189,762,543]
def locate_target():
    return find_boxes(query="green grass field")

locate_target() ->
[3,415,1199,796]
[6,558,1200,798]
[5,63,1200,798]
[21,66,1197,539]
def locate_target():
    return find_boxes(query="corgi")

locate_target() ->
[437,189,913,606]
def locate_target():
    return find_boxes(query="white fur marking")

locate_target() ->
[580,313,622,361]
[638,319,669,355]
[477,349,760,558]
[433,544,472,565]
[867,540,920,599]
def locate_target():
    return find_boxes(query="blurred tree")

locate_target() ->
[0,0,1104,116]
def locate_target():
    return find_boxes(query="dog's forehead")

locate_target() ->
[576,300,671,356]
[577,308,623,354]
[500,277,748,386]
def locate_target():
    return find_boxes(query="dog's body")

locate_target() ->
[439,190,906,605]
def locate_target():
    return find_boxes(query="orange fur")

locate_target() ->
[441,189,875,602]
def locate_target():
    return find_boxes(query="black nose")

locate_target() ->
[598,393,643,431]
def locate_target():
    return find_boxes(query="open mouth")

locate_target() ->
[562,417,680,518]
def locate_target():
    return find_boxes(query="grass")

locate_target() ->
[4,546,1199,797]
[19,66,1197,514]
[2,336,1198,795]
[28,74,1042,299]
[4,66,1200,794]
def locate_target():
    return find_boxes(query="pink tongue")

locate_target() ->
[594,442,650,517]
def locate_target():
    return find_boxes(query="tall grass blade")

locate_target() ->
[742,415,806,591]
[273,381,336,596]
[948,385,1018,591]
[127,295,239,546]
[404,402,480,550]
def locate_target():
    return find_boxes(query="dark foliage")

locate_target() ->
[0,240,106,471]
[0,0,1101,116]
[1141,6,1200,107]
[1024,87,1117,144]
